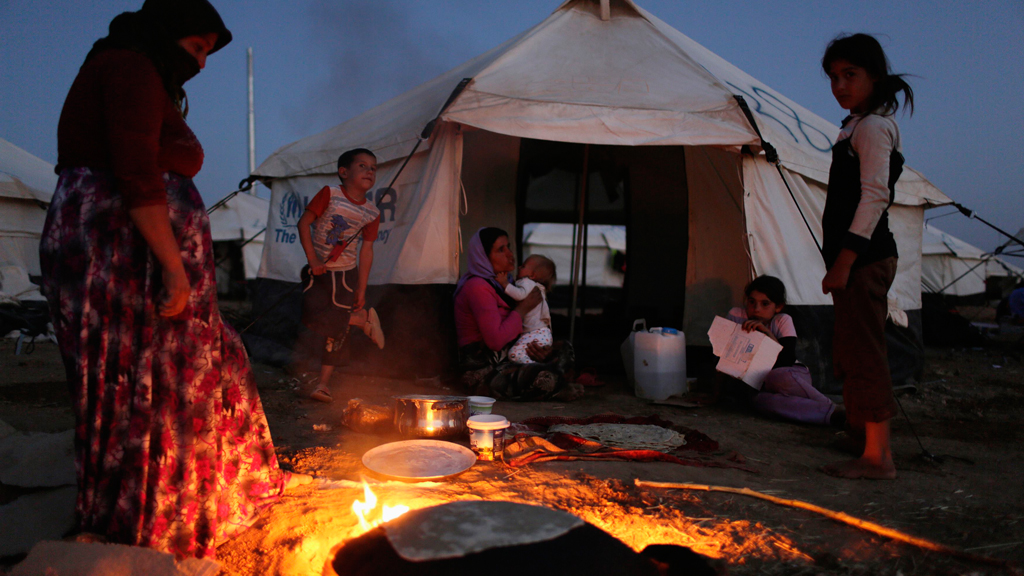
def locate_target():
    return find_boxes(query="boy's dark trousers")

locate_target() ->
[297,266,358,370]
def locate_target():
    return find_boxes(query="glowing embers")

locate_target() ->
[351,480,410,533]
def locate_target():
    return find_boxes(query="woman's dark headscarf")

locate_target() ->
[84,0,233,116]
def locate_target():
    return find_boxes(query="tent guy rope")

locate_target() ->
[952,201,1024,252]
[734,95,823,256]
[205,176,255,215]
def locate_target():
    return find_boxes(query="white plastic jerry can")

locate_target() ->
[623,319,686,401]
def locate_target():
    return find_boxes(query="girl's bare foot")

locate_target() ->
[285,472,314,491]
[822,457,896,480]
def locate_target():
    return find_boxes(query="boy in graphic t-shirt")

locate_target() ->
[297,148,385,403]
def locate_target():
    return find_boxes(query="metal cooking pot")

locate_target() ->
[393,395,469,439]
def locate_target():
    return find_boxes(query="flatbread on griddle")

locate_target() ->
[548,423,686,453]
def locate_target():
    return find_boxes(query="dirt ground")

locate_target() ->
[2,329,1022,575]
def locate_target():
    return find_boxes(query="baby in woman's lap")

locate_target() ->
[504,255,555,364]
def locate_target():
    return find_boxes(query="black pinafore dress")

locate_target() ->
[821,116,904,270]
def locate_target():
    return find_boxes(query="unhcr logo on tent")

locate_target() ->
[274,191,305,244]
[369,186,396,245]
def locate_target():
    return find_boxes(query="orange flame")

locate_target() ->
[351,481,410,533]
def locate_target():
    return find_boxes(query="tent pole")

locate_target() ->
[569,145,590,344]
[579,211,590,337]
[247,47,256,195]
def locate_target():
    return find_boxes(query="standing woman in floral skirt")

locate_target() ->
[41,0,306,559]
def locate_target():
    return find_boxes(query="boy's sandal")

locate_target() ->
[365,308,385,349]
[309,388,333,403]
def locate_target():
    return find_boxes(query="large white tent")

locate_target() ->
[252,0,951,382]
[922,223,1022,297]
[0,138,57,302]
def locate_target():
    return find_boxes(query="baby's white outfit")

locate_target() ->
[504,277,552,364]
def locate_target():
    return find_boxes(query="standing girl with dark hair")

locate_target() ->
[819,33,914,479]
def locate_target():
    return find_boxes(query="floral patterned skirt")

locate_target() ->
[40,168,288,559]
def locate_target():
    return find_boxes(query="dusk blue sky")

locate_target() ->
[2,1,1021,253]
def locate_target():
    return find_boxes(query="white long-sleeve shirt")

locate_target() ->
[838,111,901,242]
[504,277,551,333]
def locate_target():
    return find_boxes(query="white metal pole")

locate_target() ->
[247,47,256,193]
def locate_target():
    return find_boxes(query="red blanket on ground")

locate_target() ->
[504,414,757,473]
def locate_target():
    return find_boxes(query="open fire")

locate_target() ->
[214,470,824,576]
[350,481,411,533]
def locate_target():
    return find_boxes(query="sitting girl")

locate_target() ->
[503,255,555,364]
[727,276,842,426]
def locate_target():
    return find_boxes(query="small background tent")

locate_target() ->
[207,192,268,298]
[922,223,1023,298]
[250,0,951,391]
[918,223,1021,346]
[0,137,56,303]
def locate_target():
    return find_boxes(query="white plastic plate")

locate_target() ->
[361,440,476,480]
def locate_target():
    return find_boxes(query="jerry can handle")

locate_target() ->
[632,319,647,333]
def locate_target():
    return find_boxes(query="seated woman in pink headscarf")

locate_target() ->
[454,227,580,401]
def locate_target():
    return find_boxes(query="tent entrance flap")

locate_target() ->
[516,140,631,368]
[514,139,693,368]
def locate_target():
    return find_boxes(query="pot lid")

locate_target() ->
[393,395,468,403]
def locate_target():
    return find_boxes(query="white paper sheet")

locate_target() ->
[707,316,782,390]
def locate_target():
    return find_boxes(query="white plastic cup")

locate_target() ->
[467,414,509,461]
[467,396,496,415]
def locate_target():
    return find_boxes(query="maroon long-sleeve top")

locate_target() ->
[454,277,523,350]
[57,49,204,208]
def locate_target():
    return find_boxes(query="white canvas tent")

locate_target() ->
[0,138,57,302]
[208,192,268,281]
[252,0,951,382]
[921,223,1023,297]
